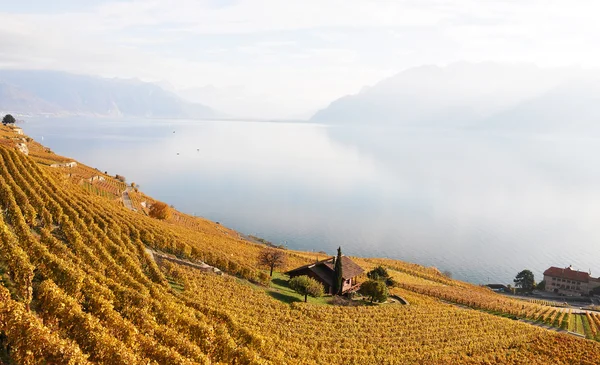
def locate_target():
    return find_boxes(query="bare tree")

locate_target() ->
[258,247,287,277]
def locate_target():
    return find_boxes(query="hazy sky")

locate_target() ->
[1,0,599,118]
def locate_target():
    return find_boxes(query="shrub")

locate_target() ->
[359,280,389,303]
[366,266,397,287]
[149,202,171,220]
[289,275,324,302]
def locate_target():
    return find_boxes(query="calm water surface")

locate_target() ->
[21,117,600,284]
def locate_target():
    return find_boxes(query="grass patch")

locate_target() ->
[561,311,570,330]
[582,315,594,339]
[266,272,331,305]
[573,314,585,335]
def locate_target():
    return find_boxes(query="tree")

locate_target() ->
[536,280,546,291]
[359,280,389,303]
[333,247,343,295]
[2,114,15,125]
[149,201,171,220]
[289,275,324,302]
[367,266,388,281]
[366,266,397,287]
[257,247,287,277]
[514,270,535,292]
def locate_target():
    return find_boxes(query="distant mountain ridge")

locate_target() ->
[0,70,219,119]
[311,62,598,132]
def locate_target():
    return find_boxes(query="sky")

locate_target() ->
[0,0,599,119]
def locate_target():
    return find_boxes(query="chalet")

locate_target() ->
[286,256,364,294]
[543,265,600,296]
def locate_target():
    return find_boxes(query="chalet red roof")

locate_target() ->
[543,266,590,283]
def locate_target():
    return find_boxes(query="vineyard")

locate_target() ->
[128,190,149,214]
[89,178,127,199]
[1,125,600,364]
[80,181,118,199]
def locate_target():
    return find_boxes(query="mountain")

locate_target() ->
[0,70,219,118]
[483,77,600,133]
[311,62,584,129]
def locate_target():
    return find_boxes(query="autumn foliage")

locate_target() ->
[1,127,600,364]
[149,201,171,220]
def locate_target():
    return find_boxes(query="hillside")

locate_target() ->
[482,77,600,133]
[1,124,600,364]
[310,63,597,132]
[0,70,218,119]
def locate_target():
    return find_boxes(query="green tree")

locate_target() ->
[359,280,389,303]
[366,266,397,287]
[514,269,535,292]
[289,275,324,302]
[2,114,15,125]
[367,266,388,281]
[257,247,287,277]
[333,247,343,295]
[536,280,546,291]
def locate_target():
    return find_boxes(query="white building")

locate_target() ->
[50,161,78,168]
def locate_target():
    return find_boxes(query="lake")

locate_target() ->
[20,116,600,285]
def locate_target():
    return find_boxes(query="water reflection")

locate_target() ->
[22,117,600,284]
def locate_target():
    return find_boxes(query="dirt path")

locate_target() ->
[122,186,135,211]
[144,247,222,275]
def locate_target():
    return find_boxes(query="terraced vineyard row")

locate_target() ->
[399,281,600,340]
[92,178,126,198]
[2,127,600,364]
[128,190,149,214]
[0,145,274,363]
[81,181,118,199]
[161,261,600,364]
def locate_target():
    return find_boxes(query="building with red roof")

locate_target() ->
[543,265,600,296]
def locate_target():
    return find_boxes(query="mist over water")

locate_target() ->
[22,117,600,284]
